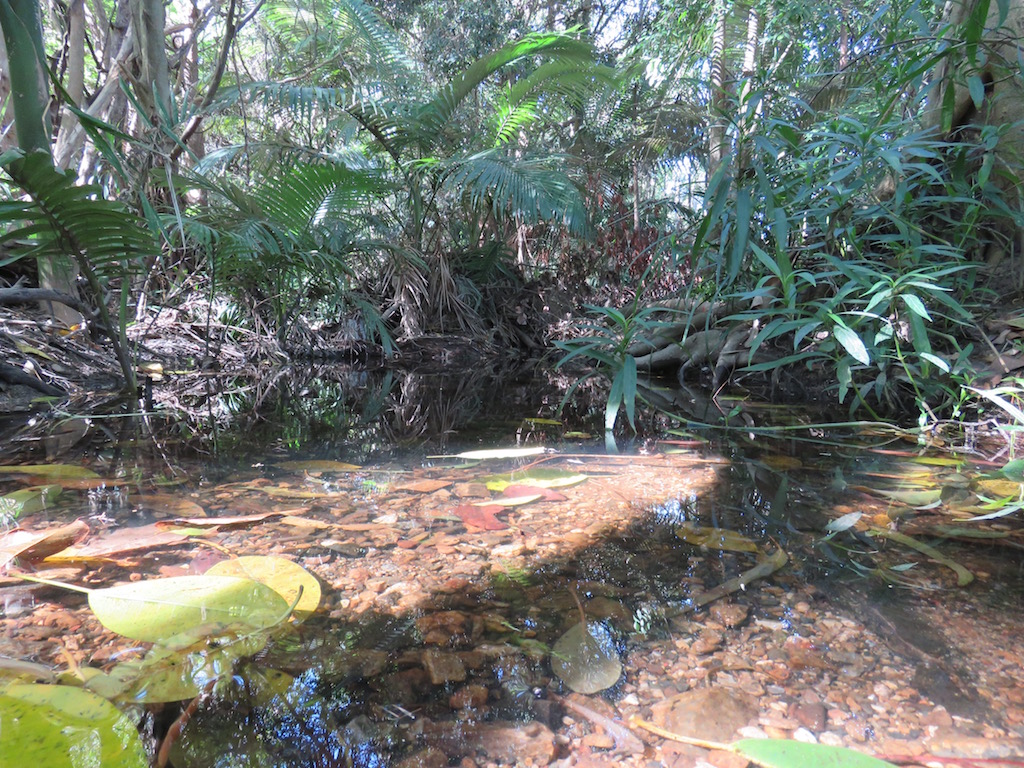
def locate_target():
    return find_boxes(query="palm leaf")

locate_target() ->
[0,149,157,278]
[441,150,588,235]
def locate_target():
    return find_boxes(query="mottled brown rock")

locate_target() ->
[789,701,827,731]
[708,602,750,628]
[449,683,489,710]
[394,746,449,768]
[707,748,750,768]
[650,688,759,743]
[422,649,467,685]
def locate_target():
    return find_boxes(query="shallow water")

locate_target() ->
[2,368,1023,767]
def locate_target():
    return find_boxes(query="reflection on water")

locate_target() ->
[2,367,1024,766]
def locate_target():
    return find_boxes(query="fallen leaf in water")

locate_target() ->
[0,684,147,766]
[83,574,291,642]
[0,520,89,569]
[483,469,587,492]
[501,485,567,502]
[446,446,547,461]
[206,555,321,617]
[131,493,206,518]
[472,494,541,507]
[451,504,507,531]
[275,460,361,472]
[156,511,282,529]
[759,455,802,471]
[45,523,198,561]
[393,478,452,493]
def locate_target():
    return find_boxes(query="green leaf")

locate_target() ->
[869,529,974,586]
[900,294,931,320]
[88,575,291,642]
[733,738,899,767]
[0,684,147,767]
[966,74,986,109]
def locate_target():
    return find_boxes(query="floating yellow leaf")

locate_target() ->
[484,469,587,492]
[207,556,321,618]
[26,574,294,642]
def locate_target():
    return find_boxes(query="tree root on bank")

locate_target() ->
[627,294,777,391]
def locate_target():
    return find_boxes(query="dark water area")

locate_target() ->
[2,365,1024,767]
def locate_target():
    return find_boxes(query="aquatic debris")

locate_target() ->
[550,692,644,754]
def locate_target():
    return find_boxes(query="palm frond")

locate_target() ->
[441,150,588,235]
[0,149,158,278]
[415,33,598,149]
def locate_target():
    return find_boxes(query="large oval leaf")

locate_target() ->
[88,575,290,642]
[551,621,622,694]
[206,556,321,618]
[733,738,898,768]
[0,683,147,767]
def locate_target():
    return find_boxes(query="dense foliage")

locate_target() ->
[0,0,1022,425]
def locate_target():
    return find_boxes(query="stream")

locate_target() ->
[1,366,1023,768]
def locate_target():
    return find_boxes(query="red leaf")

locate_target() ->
[502,485,567,502]
[451,504,507,531]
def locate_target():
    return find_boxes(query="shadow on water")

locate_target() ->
[2,366,1024,766]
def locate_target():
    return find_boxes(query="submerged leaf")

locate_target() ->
[275,460,362,472]
[451,504,507,531]
[0,464,99,480]
[472,494,541,507]
[206,556,321,617]
[452,446,547,460]
[869,529,973,586]
[0,520,88,569]
[551,620,622,694]
[88,575,291,642]
[871,488,943,508]
[675,523,759,553]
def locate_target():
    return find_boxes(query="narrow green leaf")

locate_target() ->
[733,738,899,768]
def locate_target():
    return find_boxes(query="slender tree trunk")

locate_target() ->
[54,0,85,170]
[130,0,172,126]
